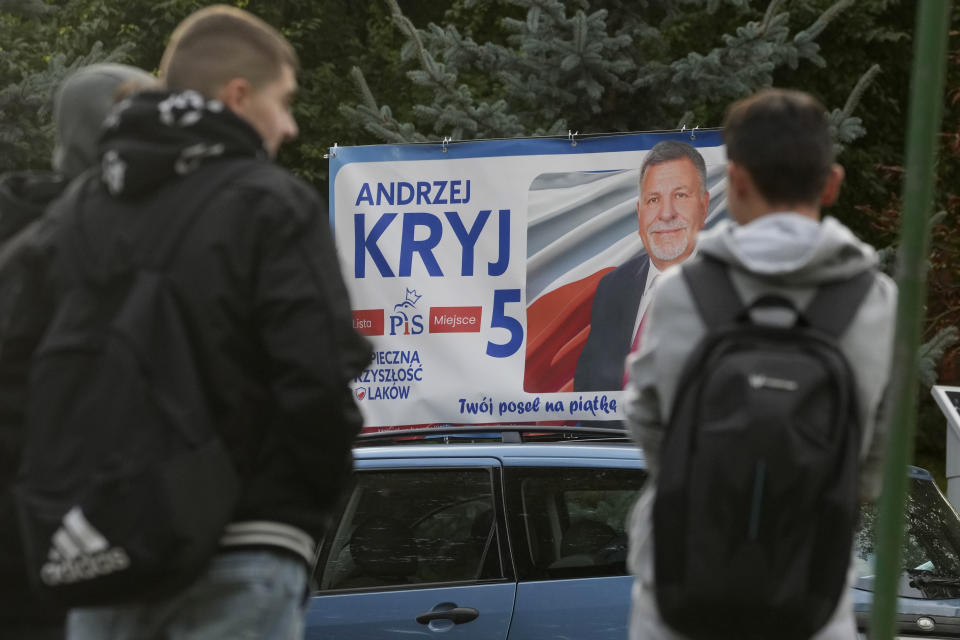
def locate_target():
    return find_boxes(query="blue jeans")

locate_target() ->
[67,550,307,640]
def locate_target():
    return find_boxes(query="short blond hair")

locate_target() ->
[159,5,299,97]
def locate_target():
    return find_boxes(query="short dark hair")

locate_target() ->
[723,89,834,206]
[639,140,707,195]
[160,5,300,98]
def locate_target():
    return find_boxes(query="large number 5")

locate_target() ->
[486,289,523,358]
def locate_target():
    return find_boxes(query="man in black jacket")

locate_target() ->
[31,7,370,640]
[0,62,154,640]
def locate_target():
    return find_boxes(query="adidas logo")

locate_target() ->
[40,507,130,586]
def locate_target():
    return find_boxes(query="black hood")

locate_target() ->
[0,171,65,243]
[98,90,267,199]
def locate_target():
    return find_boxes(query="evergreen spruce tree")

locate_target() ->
[0,0,131,172]
[343,0,871,148]
[0,0,48,16]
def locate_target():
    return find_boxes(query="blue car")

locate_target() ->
[852,466,960,638]
[305,427,960,639]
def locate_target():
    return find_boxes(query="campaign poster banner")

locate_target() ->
[330,132,728,428]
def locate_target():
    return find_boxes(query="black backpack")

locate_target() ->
[14,160,255,606]
[653,256,874,640]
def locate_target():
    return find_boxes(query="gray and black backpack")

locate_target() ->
[654,255,875,640]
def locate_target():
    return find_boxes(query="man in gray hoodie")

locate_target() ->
[624,88,897,639]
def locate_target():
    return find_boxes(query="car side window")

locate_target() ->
[316,468,504,591]
[505,466,645,580]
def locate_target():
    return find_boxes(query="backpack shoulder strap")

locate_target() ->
[65,158,262,278]
[149,158,262,270]
[681,255,745,327]
[803,270,876,338]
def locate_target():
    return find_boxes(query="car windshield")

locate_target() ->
[855,476,960,599]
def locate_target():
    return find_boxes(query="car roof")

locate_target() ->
[908,465,934,480]
[354,426,643,466]
[355,441,646,464]
[353,427,935,479]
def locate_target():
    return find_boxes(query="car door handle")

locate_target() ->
[416,606,479,625]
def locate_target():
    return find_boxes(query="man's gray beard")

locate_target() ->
[649,241,687,262]
[647,227,689,262]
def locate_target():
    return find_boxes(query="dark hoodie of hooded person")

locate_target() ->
[0,63,154,638]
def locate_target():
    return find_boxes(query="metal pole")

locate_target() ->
[869,2,953,639]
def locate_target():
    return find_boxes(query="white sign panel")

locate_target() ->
[329,132,728,428]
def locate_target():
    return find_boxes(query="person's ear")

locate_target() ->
[727,162,752,200]
[217,77,252,114]
[820,164,845,207]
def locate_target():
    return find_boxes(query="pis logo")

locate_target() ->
[389,288,424,336]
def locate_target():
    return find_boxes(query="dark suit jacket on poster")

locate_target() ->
[574,253,651,392]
